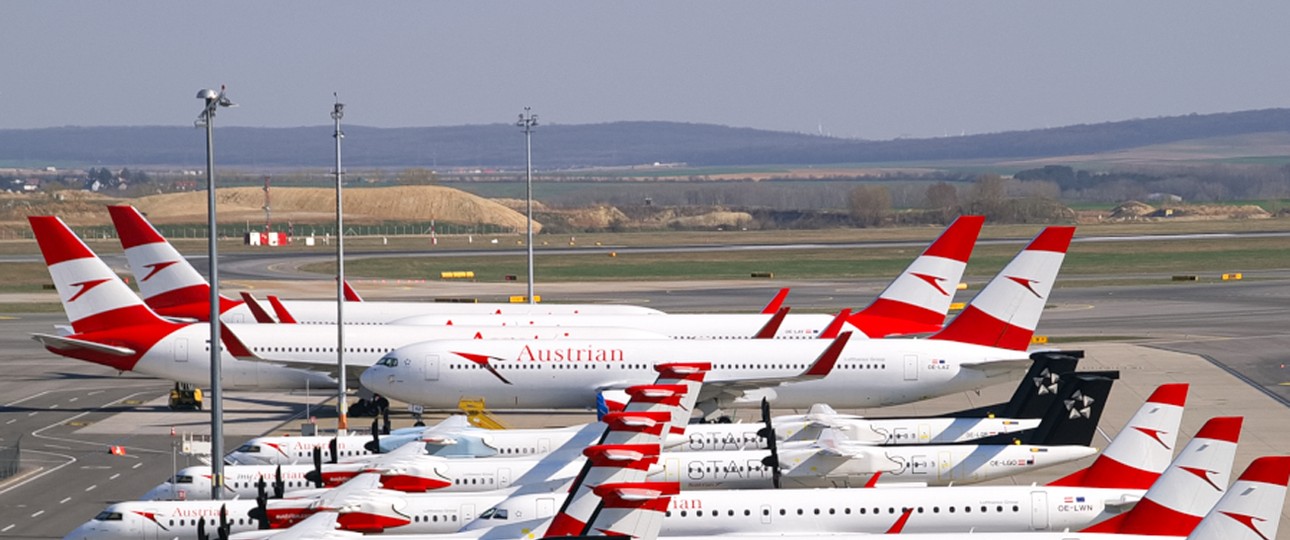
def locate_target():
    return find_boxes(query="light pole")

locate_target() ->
[516,108,538,304]
[332,95,348,434]
[195,85,234,500]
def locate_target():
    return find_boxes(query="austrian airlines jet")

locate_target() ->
[106,204,664,320]
[31,216,666,389]
[360,226,1076,411]
[384,215,986,339]
[470,414,1239,536]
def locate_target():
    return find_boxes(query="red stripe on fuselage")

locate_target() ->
[930,305,1033,351]
[52,316,184,372]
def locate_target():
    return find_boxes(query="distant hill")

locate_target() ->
[2,109,1289,169]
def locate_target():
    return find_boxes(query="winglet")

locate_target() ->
[863,470,882,488]
[753,307,790,339]
[342,280,364,302]
[818,309,852,339]
[219,324,259,360]
[239,292,277,324]
[804,332,851,377]
[760,288,790,314]
[266,295,298,324]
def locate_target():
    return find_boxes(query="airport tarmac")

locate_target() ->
[1,275,1288,539]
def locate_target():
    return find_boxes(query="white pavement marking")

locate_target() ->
[59,497,71,504]
[30,510,44,518]
[87,391,103,396]
[132,463,143,469]
[2,525,13,532]
[109,473,120,480]
[27,412,37,416]
[5,419,14,425]
[69,397,78,402]
[49,404,59,409]
[4,391,52,407]
[84,485,96,492]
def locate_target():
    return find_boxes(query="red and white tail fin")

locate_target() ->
[930,225,1075,351]
[1188,456,1290,540]
[1049,382,1188,490]
[106,205,240,320]
[752,307,789,339]
[342,279,364,302]
[584,482,679,540]
[847,215,983,337]
[30,216,171,334]
[642,363,708,437]
[1084,416,1242,534]
[545,443,663,537]
[238,292,278,323]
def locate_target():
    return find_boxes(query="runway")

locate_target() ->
[1,274,1288,538]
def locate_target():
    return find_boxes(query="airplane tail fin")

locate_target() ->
[267,295,299,324]
[949,350,1082,418]
[1186,456,1290,540]
[847,215,983,337]
[1048,382,1189,489]
[545,443,663,537]
[972,370,1116,447]
[929,226,1075,351]
[29,215,171,334]
[752,307,789,339]
[1084,416,1243,535]
[106,205,239,320]
[239,292,278,323]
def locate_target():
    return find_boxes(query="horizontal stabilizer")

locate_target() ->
[31,333,135,356]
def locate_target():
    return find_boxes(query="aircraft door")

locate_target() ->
[1030,491,1048,529]
[229,313,245,323]
[760,504,772,524]
[461,503,476,524]
[917,423,931,443]
[537,439,550,453]
[175,338,189,362]
[423,354,440,381]
[903,355,918,381]
[665,457,680,483]
[537,497,556,519]
[498,468,512,488]
[937,450,953,482]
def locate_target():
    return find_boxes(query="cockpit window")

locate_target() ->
[235,444,261,453]
[174,475,194,484]
[94,511,123,521]
[377,356,400,367]
[494,509,508,520]
[479,508,495,519]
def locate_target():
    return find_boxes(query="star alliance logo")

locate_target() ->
[1033,368,1059,395]
[1065,390,1095,419]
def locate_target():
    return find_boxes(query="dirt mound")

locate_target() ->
[0,191,123,225]
[666,210,754,229]
[131,186,538,231]
[1164,204,1270,220]
[1110,200,1155,219]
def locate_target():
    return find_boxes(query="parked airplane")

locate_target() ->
[359,226,1076,411]
[380,215,986,339]
[636,456,1289,540]
[668,350,1081,451]
[469,414,1239,536]
[107,204,664,320]
[31,216,666,389]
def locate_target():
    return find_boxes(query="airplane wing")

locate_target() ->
[31,333,135,356]
[228,511,360,540]
[960,358,1034,378]
[698,332,851,403]
[308,472,386,508]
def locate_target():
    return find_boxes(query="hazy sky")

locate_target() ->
[4,1,1288,139]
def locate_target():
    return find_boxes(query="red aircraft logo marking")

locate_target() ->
[1220,511,1270,540]
[264,442,290,458]
[68,278,111,302]
[1132,427,1173,450]
[131,511,171,531]
[1179,466,1224,491]
[453,352,513,385]
[1006,276,1043,298]
[141,260,179,282]
[910,273,950,296]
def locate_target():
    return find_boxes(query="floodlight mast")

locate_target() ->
[516,108,538,304]
[195,85,234,500]
[332,95,347,434]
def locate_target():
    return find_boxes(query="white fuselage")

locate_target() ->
[390,313,853,340]
[473,483,1141,536]
[361,337,1026,410]
[676,415,1042,451]
[243,299,664,324]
